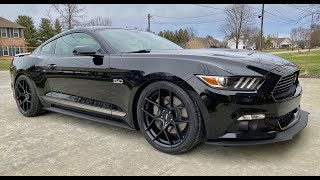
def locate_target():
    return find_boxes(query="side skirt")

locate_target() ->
[44,106,135,130]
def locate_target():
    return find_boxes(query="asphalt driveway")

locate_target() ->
[0,71,319,176]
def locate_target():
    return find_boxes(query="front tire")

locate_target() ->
[137,81,204,154]
[14,75,44,117]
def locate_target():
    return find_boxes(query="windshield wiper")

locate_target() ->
[125,49,152,53]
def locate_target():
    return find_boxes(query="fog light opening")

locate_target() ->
[237,114,265,121]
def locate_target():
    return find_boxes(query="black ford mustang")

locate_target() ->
[10,27,308,154]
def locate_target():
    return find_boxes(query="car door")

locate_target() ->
[43,32,114,116]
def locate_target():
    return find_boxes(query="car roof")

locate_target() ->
[63,26,143,33]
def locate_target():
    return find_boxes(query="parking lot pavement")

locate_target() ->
[0,70,320,176]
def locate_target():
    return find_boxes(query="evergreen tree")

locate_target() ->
[38,18,55,43]
[15,15,38,46]
[54,19,62,34]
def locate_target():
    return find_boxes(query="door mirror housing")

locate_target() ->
[73,46,101,57]
[73,46,104,65]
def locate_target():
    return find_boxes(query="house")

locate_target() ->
[227,37,256,50]
[184,36,220,49]
[269,37,293,49]
[0,17,26,58]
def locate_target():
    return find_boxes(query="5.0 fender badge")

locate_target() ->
[113,79,123,84]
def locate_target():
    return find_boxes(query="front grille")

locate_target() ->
[273,73,297,95]
[277,110,295,129]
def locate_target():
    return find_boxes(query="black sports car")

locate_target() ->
[10,27,308,154]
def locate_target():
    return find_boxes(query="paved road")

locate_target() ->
[269,48,320,54]
[0,71,320,176]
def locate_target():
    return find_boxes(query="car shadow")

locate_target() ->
[45,111,306,159]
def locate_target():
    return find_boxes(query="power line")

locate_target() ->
[151,19,225,25]
[192,4,225,11]
[251,5,295,24]
[264,16,290,24]
[152,12,221,19]
[268,4,295,22]
[283,4,311,12]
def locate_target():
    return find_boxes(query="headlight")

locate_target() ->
[196,75,264,90]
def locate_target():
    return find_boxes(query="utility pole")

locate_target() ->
[259,4,265,51]
[147,14,151,32]
[309,13,314,52]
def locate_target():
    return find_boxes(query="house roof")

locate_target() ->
[270,37,291,43]
[188,37,220,47]
[0,17,25,28]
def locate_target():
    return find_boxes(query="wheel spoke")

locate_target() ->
[141,108,158,119]
[18,83,25,93]
[158,89,164,107]
[173,118,189,125]
[163,128,172,147]
[175,103,186,109]
[169,91,173,108]
[23,80,26,92]
[145,98,162,109]
[173,124,182,141]
[18,99,23,105]
[25,101,29,110]
[176,106,186,109]
[22,100,26,111]
[145,118,157,131]
[153,129,164,141]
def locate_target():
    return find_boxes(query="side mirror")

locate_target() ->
[73,46,104,65]
[73,46,99,57]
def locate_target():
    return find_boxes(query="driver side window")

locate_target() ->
[55,33,101,55]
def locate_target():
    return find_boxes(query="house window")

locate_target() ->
[3,46,9,56]
[1,28,7,38]
[13,29,19,38]
[15,46,20,55]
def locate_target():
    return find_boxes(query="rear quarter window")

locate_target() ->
[41,40,55,54]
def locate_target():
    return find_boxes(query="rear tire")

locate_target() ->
[14,75,44,117]
[137,81,204,154]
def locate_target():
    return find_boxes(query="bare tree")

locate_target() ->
[52,4,86,30]
[185,27,197,38]
[291,27,309,52]
[221,4,255,49]
[243,26,261,50]
[85,16,112,26]
[290,28,299,51]
[311,24,320,48]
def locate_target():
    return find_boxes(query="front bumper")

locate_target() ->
[206,109,308,146]
[187,75,309,146]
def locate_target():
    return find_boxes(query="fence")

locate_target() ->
[23,46,38,53]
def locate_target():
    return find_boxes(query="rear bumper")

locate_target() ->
[206,109,308,146]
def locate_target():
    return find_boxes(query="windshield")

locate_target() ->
[97,29,183,52]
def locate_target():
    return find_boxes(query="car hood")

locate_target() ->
[149,48,299,76]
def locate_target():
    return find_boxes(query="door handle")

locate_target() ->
[47,64,57,69]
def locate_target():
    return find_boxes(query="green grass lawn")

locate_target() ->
[0,59,11,71]
[276,50,320,76]
[262,49,294,53]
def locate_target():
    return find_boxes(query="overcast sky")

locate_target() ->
[0,4,314,41]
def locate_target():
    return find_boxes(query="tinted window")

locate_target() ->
[41,41,55,54]
[97,29,182,52]
[55,33,101,55]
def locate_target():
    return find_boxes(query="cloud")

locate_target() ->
[0,4,308,40]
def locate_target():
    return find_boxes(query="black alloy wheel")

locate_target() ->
[15,79,32,113]
[14,75,44,117]
[137,81,203,154]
